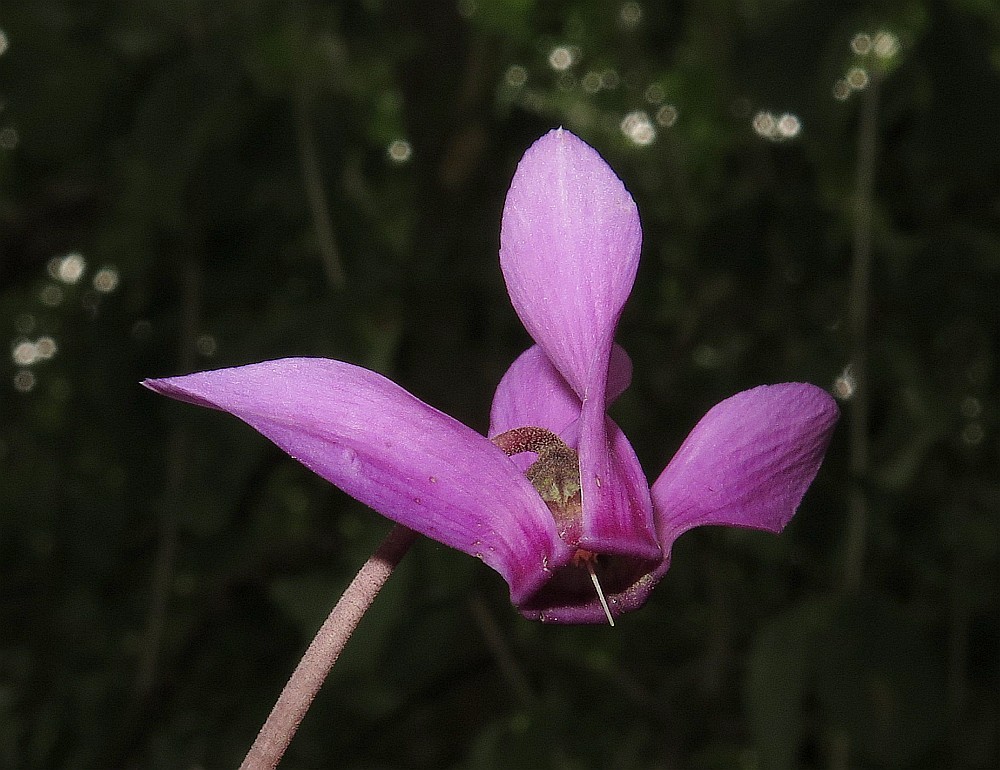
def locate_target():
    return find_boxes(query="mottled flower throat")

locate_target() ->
[492,426,615,626]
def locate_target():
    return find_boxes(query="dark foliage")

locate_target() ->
[0,1,997,767]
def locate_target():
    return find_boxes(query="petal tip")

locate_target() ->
[141,376,183,400]
[651,380,839,543]
[500,130,641,397]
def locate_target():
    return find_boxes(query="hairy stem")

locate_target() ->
[240,524,418,770]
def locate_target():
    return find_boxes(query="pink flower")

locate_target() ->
[145,129,838,624]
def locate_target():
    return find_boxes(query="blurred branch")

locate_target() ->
[468,595,535,708]
[947,541,972,750]
[107,522,347,767]
[134,255,203,705]
[294,74,345,289]
[843,72,881,593]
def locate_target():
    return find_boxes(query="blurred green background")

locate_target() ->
[1,1,997,767]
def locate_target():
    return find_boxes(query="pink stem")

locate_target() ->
[239,524,418,770]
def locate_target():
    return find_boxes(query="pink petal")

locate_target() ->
[651,383,839,547]
[488,343,633,450]
[143,358,572,604]
[488,345,581,450]
[575,398,660,559]
[487,344,656,559]
[516,413,664,623]
[500,129,641,404]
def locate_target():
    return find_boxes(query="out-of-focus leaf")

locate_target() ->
[815,596,947,767]
[745,599,832,770]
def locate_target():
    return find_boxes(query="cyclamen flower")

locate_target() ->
[144,129,838,624]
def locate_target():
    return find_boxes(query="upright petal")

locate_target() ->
[500,129,641,402]
[651,383,839,547]
[144,358,572,605]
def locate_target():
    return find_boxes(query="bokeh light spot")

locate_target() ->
[833,366,856,400]
[620,111,656,146]
[873,31,900,59]
[777,113,801,138]
[505,65,527,88]
[753,111,801,141]
[548,46,574,71]
[93,267,120,293]
[13,370,36,393]
[387,139,412,163]
[752,111,776,137]
[851,33,872,55]
[655,104,678,127]
[619,2,642,29]
[49,252,86,284]
[35,337,57,360]
[847,66,869,90]
[12,340,37,366]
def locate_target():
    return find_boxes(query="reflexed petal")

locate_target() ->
[488,343,633,451]
[488,345,580,449]
[143,358,572,604]
[500,129,641,403]
[651,383,839,546]
[606,344,633,405]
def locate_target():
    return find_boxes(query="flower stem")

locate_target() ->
[239,524,418,770]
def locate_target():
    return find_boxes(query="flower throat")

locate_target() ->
[492,426,615,625]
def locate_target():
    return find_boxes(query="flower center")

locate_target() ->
[491,426,581,525]
[492,426,615,625]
